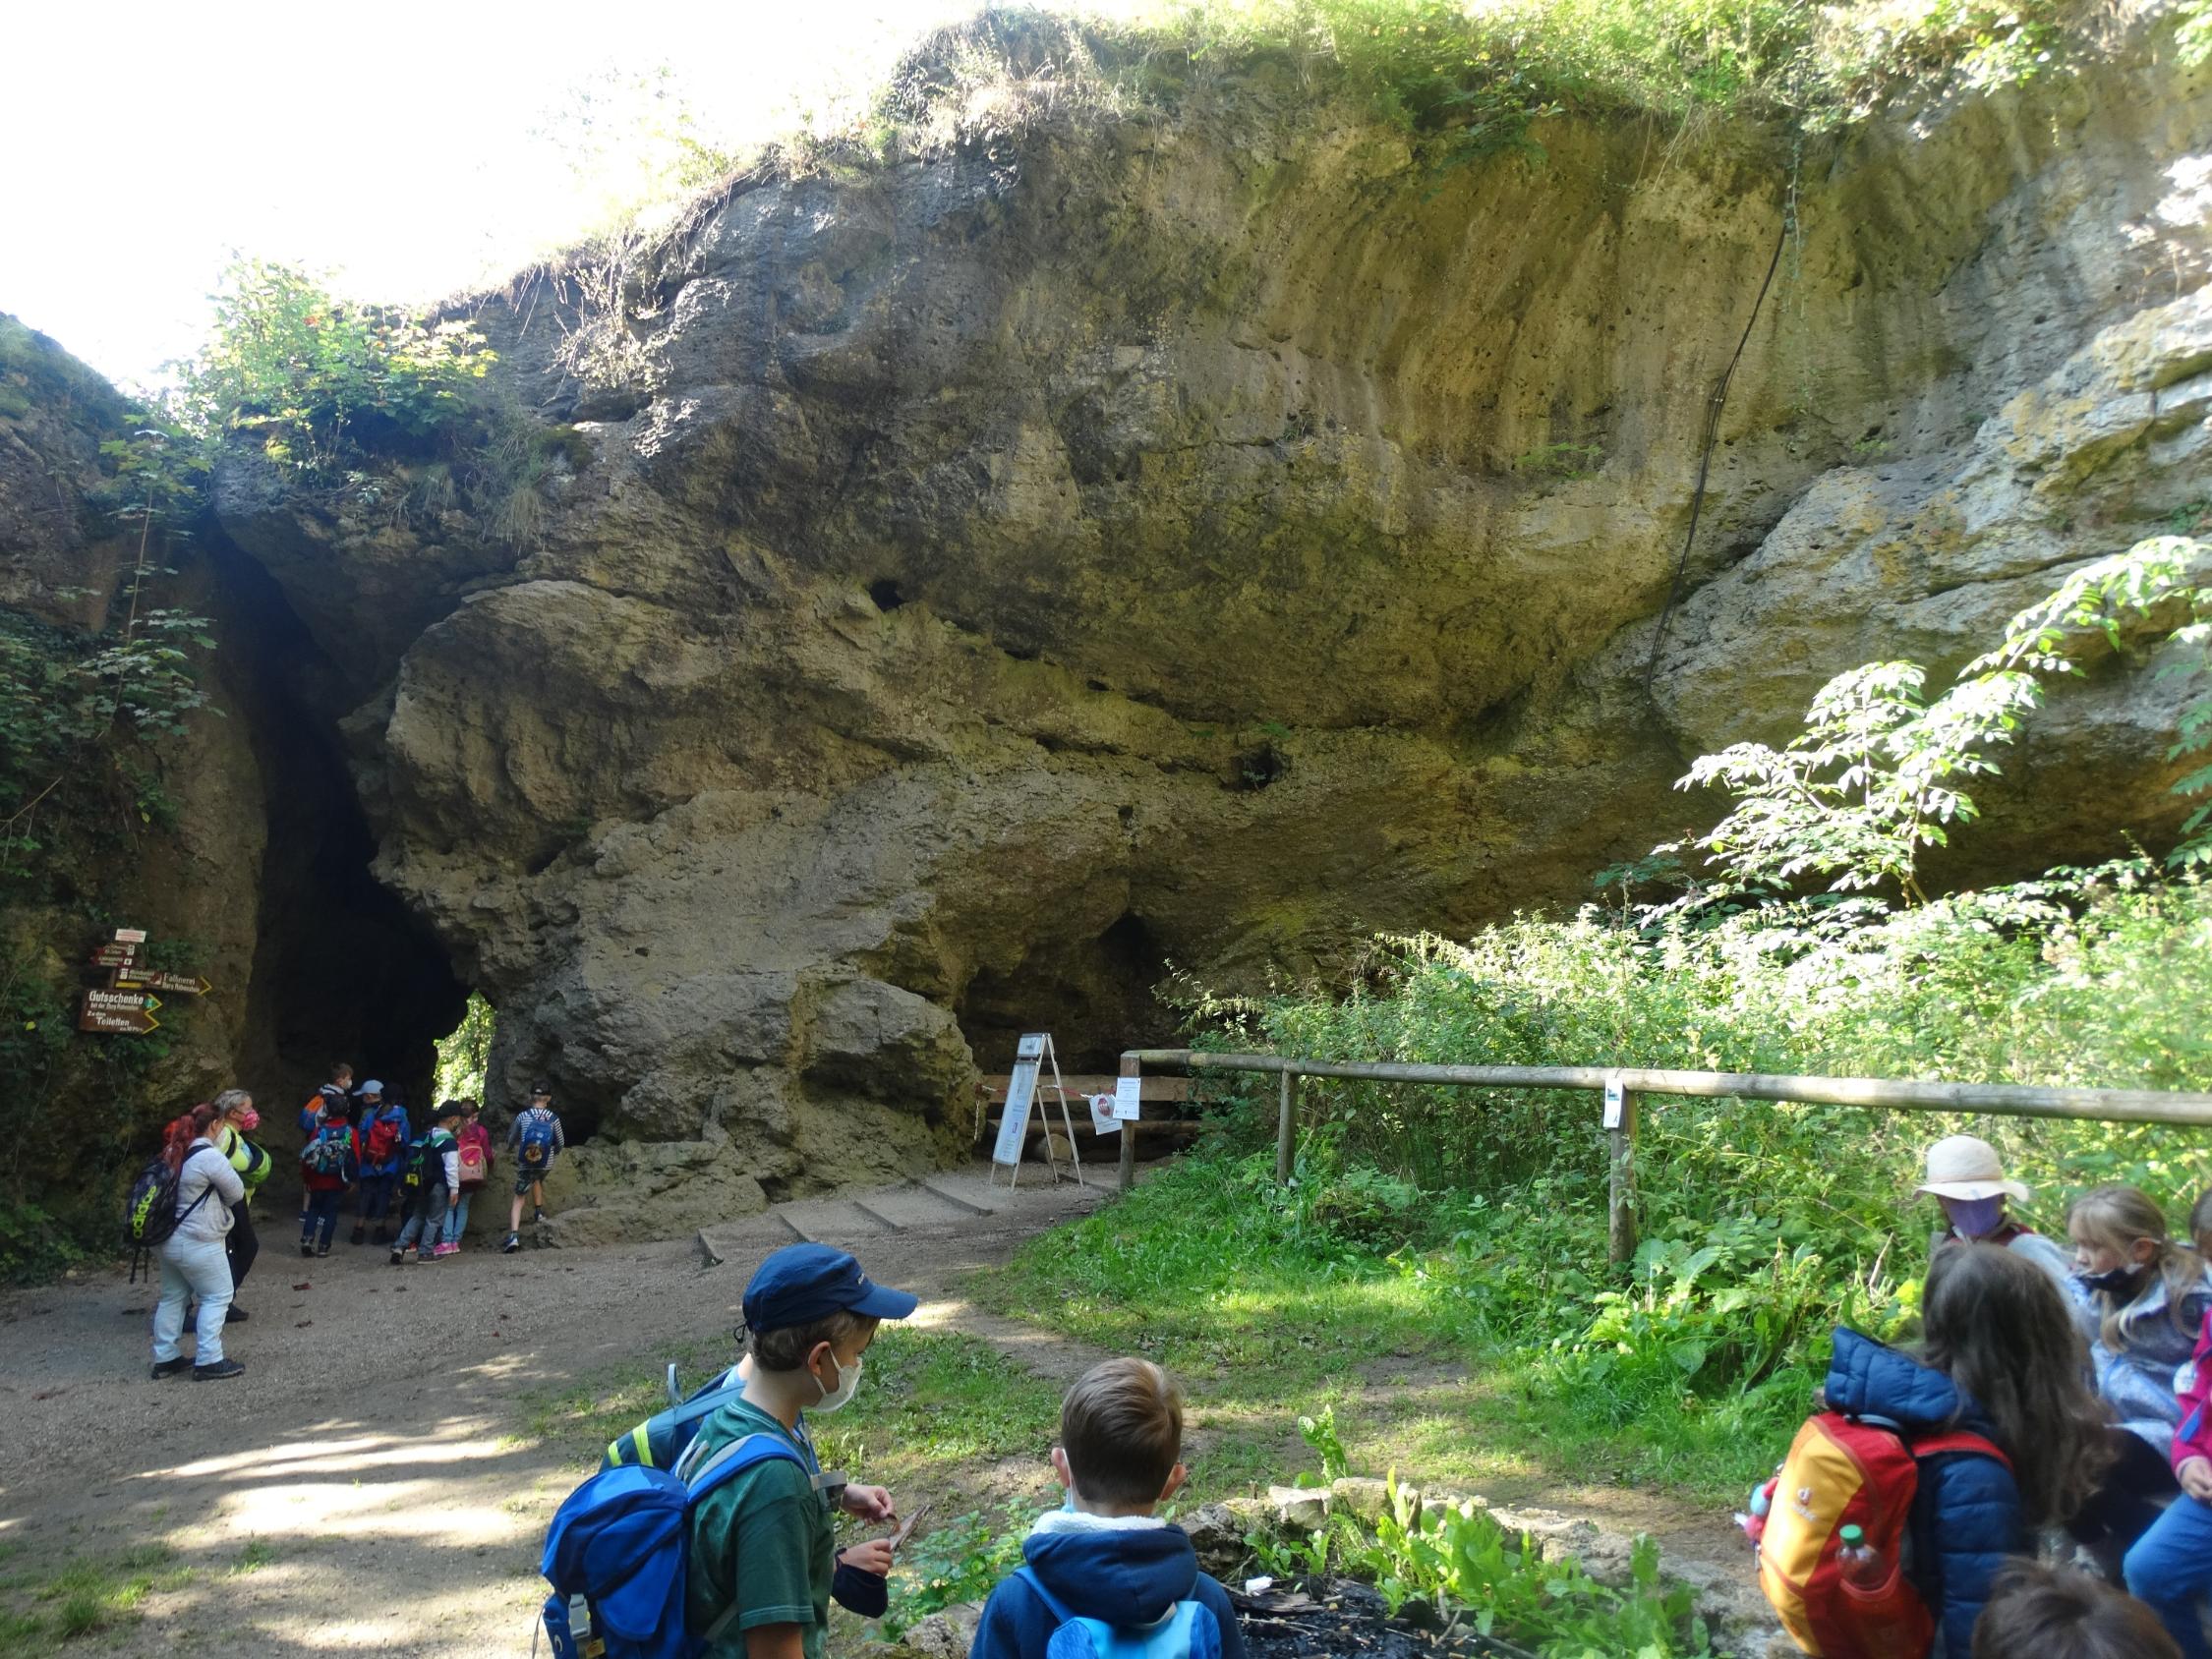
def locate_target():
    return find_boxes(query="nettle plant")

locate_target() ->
[1667,534,2212,906]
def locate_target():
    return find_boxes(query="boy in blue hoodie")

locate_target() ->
[972,1358,1245,1659]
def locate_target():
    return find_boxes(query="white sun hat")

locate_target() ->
[1914,1134,2029,1203]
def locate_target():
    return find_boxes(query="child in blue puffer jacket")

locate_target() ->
[1820,1244,2113,1657]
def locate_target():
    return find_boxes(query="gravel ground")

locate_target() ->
[0,1170,1755,1658]
[0,1177,1106,1658]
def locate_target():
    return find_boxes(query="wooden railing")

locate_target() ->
[1118,1049,2212,1261]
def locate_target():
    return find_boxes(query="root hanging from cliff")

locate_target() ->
[1641,167,1797,706]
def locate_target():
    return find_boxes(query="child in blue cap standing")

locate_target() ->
[685,1243,916,1659]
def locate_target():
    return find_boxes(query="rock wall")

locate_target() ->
[20,11,2204,1238]
[0,319,463,1215]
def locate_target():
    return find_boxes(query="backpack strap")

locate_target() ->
[173,1144,221,1226]
[685,1432,810,1643]
[1017,1566,1077,1625]
[1910,1428,2010,1470]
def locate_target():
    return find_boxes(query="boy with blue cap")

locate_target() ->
[685,1243,916,1659]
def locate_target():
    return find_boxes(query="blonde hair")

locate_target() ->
[2066,1185,2206,1353]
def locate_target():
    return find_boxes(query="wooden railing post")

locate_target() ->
[1276,1067,1296,1185]
[1607,1082,1639,1266]
[1118,1056,1139,1194]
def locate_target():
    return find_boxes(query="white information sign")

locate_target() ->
[1088,1094,1120,1137]
[991,1057,1043,1167]
[1113,1075,1143,1121]
[987,1032,1087,1191]
[1602,1074,1626,1129]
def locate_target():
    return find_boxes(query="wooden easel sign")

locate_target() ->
[989,1033,1086,1190]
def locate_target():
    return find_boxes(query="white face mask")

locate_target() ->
[811,1351,863,1413]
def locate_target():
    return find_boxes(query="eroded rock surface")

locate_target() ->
[183,15,2212,1230]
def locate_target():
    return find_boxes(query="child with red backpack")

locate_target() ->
[1747,1243,2112,1658]
[442,1099,492,1254]
[349,1081,409,1246]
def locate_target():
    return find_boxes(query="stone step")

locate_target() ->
[771,1197,896,1245]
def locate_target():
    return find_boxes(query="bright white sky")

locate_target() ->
[0,0,1048,388]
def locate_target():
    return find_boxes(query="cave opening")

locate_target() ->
[955,908,1173,1073]
[211,537,467,1127]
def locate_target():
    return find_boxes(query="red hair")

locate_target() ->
[162,1102,220,1170]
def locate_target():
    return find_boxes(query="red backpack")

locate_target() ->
[1746,1411,2008,1657]
[362,1112,402,1167]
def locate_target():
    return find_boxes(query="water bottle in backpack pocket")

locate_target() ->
[1743,1409,2008,1658]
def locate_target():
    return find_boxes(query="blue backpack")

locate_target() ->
[1017,1567,1224,1659]
[603,1364,745,1471]
[540,1433,805,1659]
[520,1110,559,1170]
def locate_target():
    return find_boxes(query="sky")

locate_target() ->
[0,0,1008,389]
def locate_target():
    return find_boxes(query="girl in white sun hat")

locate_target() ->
[1918,1134,2094,1338]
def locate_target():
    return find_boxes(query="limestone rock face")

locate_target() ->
[1649,285,2212,875]
[199,17,2212,1233]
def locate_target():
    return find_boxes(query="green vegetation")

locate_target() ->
[1251,1463,1709,1655]
[434,991,498,1104]
[0,1541,188,1653]
[183,259,494,472]
[860,0,2085,177]
[988,537,2212,1513]
[0,407,216,1272]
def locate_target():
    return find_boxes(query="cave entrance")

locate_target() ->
[956,910,1174,1073]
[213,536,467,1123]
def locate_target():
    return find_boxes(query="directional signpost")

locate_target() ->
[80,988,162,1035]
[108,969,211,997]
[75,928,204,1038]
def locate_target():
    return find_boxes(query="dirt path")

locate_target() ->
[0,1169,1755,1656]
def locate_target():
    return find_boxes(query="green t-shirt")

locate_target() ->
[683,1399,834,1659]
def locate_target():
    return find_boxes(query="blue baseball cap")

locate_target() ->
[742,1244,918,1332]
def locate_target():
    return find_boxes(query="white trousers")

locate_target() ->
[152,1232,232,1365]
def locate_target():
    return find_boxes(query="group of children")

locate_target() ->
[549,1241,1241,1659]
[294,1061,567,1259]
[1775,1134,2212,1658]
[541,1137,2212,1659]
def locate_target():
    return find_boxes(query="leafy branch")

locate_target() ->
[1665,535,2212,906]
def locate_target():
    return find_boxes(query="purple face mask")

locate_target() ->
[1941,1195,2008,1239]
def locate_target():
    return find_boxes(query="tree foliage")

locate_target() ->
[178,259,495,472]
[1671,535,2212,905]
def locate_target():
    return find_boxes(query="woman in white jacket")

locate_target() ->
[149,1102,247,1381]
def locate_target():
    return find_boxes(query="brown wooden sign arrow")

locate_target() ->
[108,969,211,997]
[89,943,142,969]
[79,989,161,1035]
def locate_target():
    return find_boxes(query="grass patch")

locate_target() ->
[984,1149,1851,1510]
[0,1541,186,1653]
[516,1338,722,1465]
